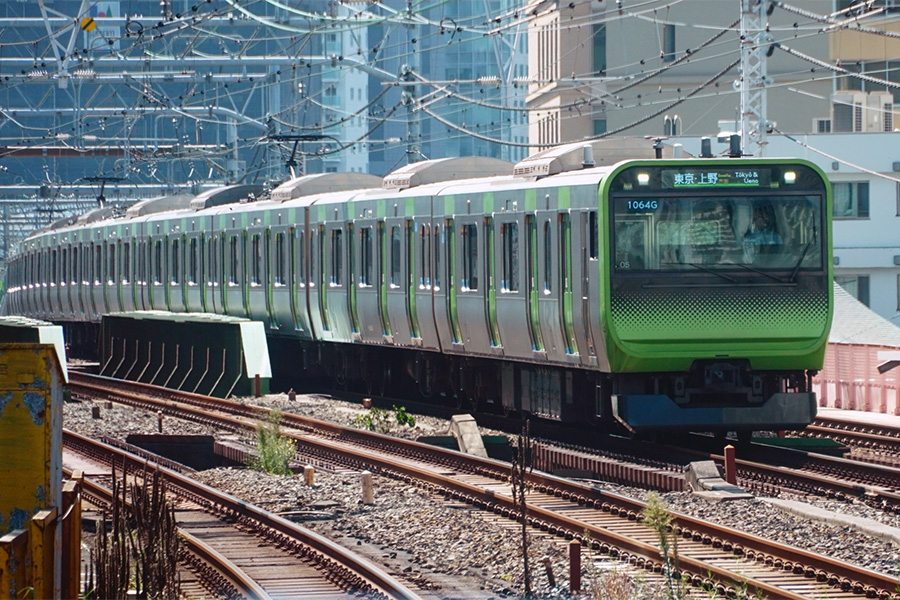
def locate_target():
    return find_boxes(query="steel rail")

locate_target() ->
[68,373,900,599]
[63,430,424,600]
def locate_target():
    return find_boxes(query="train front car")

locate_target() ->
[602,159,832,435]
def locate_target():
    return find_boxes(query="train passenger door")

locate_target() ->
[573,209,601,365]
[119,240,132,313]
[269,228,290,330]
[290,224,310,336]
[535,211,567,361]
[385,218,410,342]
[493,213,530,359]
[185,234,203,313]
[149,236,166,311]
[224,232,245,317]
[246,228,268,324]
[105,240,121,314]
[454,216,493,351]
[206,233,222,315]
[89,241,100,319]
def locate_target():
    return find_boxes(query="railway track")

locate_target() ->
[799,415,900,466]
[68,372,900,599]
[64,429,424,600]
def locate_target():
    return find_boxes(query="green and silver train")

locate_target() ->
[2,141,832,434]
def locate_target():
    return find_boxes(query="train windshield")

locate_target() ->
[612,194,823,273]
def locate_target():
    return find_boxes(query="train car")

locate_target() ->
[0,140,832,435]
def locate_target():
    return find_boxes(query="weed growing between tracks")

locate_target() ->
[248,409,296,476]
[352,405,417,433]
[84,466,181,599]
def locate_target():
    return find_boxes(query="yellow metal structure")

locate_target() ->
[0,344,65,599]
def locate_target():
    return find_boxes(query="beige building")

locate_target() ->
[526,0,899,151]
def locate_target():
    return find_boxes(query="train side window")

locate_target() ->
[330,228,343,286]
[419,225,431,289]
[433,225,441,291]
[95,244,102,285]
[543,220,552,293]
[108,244,116,284]
[274,232,285,286]
[171,239,180,285]
[189,238,198,285]
[208,237,218,286]
[390,226,401,287]
[589,211,599,260]
[122,243,130,284]
[359,227,372,287]
[250,234,261,285]
[229,236,239,285]
[154,240,163,284]
[61,249,67,285]
[138,242,146,285]
[51,249,58,286]
[462,223,478,291]
[296,231,305,287]
[501,222,519,292]
[560,213,571,292]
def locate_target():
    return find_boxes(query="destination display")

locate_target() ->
[661,168,772,188]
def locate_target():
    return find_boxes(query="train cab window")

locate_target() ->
[462,223,478,291]
[189,238,198,285]
[589,211,599,260]
[543,220,552,293]
[360,227,373,287]
[250,234,261,285]
[228,236,239,285]
[501,222,519,292]
[274,233,286,286]
[330,229,343,286]
[108,245,116,284]
[154,241,163,284]
[121,243,130,284]
[390,226,401,287]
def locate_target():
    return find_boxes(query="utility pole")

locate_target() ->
[739,0,771,156]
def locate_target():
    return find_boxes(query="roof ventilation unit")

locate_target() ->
[383,156,514,190]
[271,172,381,202]
[514,138,691,179]
[189,184,265,211]
[125,193,195,218]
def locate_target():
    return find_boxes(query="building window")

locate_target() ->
[836,274,870,306]
[592,23,606,75]
[896,182,900,216]
[832,182,869,218]
[663,24,676,62]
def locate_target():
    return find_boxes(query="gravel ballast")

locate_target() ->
[64,392,900,598]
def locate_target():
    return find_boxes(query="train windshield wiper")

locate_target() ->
[788,241,813,283]
[661,262,737,283]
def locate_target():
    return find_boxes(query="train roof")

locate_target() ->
[25,139,702,238]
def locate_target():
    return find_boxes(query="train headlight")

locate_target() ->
[783,171,796,184]
[637,172,650,186]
